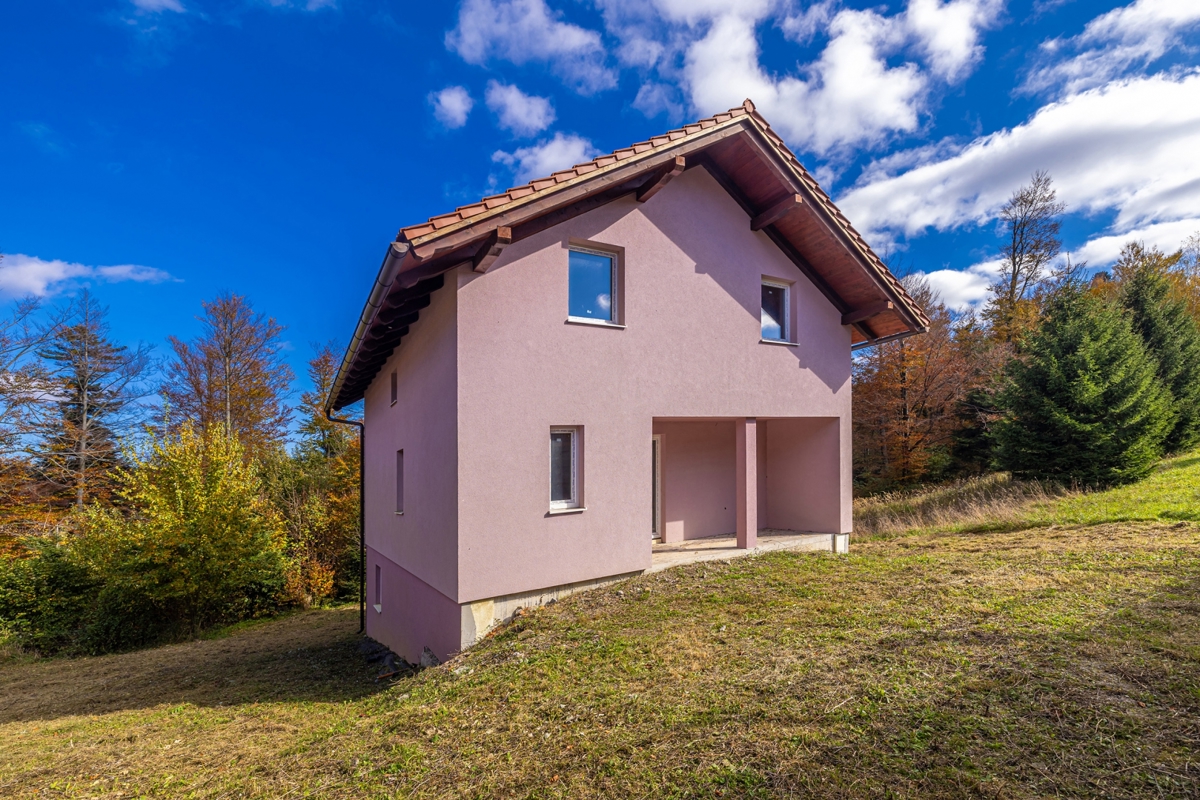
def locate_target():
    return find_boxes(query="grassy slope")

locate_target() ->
[2,460,1200,798]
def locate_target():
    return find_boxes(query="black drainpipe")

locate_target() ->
[326,410,366,634]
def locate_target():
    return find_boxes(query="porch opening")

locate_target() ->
[651,417,842,548]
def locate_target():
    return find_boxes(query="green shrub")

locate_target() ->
[994,284,1174,487]
[0,425,288,655]
[0,537,97,654]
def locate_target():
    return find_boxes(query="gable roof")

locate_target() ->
[327,99,928,412]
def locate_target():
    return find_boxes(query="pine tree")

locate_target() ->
[163,293,293,456]
[994,283,1173,486]
[1117,243,1200,453]
[31,293,152,509]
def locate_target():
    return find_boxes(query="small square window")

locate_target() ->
[549,428,580,509]
[390,371,397,406]
[395,449,405,514]
[761,280,790,341]
[568,248,616,322]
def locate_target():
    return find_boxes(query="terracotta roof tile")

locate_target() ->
[391,99,926,332]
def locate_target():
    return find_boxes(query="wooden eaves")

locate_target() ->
[327,100,929,412]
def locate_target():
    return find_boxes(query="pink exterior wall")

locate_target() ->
[454,166,853,603]
[363,277,459,657]
[652,420,736,542]
[366,545,461,664]
[763,417,844,533]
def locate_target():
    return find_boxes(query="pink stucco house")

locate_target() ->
[326,101,927,664]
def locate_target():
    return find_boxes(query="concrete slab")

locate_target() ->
[648,529,838,573]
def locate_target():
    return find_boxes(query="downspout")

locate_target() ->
[326,411,365,633]
[323,239,411,636]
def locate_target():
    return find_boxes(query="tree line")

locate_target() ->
[0,285,359,654]
[854,172,1200,493]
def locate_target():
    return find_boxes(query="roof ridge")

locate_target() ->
[396,98,926,330]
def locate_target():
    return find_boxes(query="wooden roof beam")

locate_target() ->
[750,194,803,231]
[841,300,893,326]
[636,156,685,202]
[473,227,512,274]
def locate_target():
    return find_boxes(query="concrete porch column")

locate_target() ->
[735,417,757,550]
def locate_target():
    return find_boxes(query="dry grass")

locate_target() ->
[853,472,1070,538]
[2,517,1199,798]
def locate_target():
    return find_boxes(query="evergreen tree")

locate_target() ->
[31,293,152,508]
[994,282,1173,486]
[1117,243,1200,453]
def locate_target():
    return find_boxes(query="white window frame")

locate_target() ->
[567,246,619,325]
[549,427,580,510]
[761,278,791,343]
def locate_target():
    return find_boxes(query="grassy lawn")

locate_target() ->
[3,461,1200,797]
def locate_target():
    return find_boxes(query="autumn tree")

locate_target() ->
[853,277,972,489]
[163,292,293,456]
[261,343,360,604]
[984,171,1065,341]
[28,292,152,509]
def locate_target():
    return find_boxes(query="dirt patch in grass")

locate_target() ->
[2,523,1199,798]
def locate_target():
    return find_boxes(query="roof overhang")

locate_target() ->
[327,101,927,412]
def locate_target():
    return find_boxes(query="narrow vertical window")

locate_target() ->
[549,428,579,509]
[395,449,405,513]
[374,564,381,612]
[761,280,790,341]
[568,248,616,322]
[390,371,397,405]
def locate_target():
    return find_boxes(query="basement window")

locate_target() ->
[761,279,790,342]
[549,427,580,510]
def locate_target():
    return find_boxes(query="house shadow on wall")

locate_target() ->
[569,165,854,395]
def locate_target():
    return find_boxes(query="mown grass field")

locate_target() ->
[2,455,1199,798]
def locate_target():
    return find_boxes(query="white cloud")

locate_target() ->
[920,258,1003,311]
[906,0,1004,81]
[492,132,600,183]
[686,9,925,157]
[446,0,616,94]
[1073,218,1200,267]
[485,82,556,137]
[595,0,1001,157]
[131,0,185,11]
[1026,0,1200,96]
[0,254,175,298]
[429,86,474,129]
[631,82,683,121]
[838,71,1200,248]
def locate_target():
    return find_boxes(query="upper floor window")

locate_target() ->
[390,371,397,405]
[761,279,790,342]
[568,248,616,323]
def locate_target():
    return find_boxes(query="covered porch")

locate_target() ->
[651,416,849,552]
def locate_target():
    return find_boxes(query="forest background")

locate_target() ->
[1,172,1199,657]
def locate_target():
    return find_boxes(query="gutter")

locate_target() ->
[325,411,366,633]
[323,239,410,636]
[851,329,922,351]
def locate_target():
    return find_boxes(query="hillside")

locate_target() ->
[2,455,1199,798]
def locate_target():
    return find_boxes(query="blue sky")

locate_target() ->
[3,0,1199,404]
